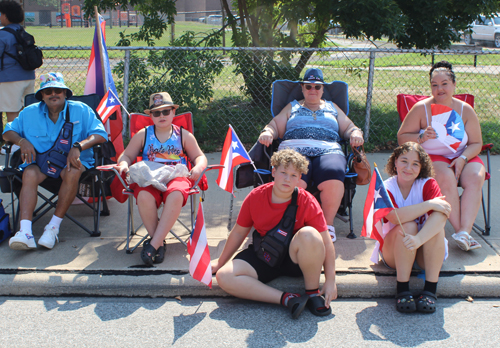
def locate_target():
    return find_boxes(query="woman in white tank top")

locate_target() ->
[397,61,485,252]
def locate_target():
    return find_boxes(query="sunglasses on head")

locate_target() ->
[152,108,173,117]
[42,88,64,95]
[304,84,322,90]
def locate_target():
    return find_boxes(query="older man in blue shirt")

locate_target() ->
[3,72,108,251]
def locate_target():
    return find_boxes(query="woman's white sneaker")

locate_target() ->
[9,230,37,250]
[38,225,59,249]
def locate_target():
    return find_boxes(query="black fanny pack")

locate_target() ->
[253,187,298,268]
[36,107,73,178]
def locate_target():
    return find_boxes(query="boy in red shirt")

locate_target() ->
[212,149,337,319]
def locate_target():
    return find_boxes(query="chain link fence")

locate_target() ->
[35,46,500,152]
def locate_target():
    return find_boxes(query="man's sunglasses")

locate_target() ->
[304,84,322,90]
[152,108,173,117]
[42,88,64,95]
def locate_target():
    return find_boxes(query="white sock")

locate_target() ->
[20,220,32,233]
[48,215,63,229]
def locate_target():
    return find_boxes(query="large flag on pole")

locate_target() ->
[216,125,252,194]
[187,200,212,288]
[84,12,124,157]
[361,165,395,255]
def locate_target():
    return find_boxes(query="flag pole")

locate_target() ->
[94,6,106,94]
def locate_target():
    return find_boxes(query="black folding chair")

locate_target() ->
[0,93,114,237]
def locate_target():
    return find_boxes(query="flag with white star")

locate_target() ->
[362,166,394,251]
[216,125,252,194]
[96,88,121,124]
[431,104,465,153]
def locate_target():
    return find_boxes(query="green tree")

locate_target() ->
[85,0,500,104]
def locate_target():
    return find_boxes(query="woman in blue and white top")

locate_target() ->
[259,68,364,242]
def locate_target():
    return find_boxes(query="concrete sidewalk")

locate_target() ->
[0,152,499,298]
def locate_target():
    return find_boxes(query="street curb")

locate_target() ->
[1,272,499,298]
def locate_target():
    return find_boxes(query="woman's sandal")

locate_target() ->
[154,240,167,264]
[396,291,416,313]
[452,231,471,251]
[288,296,309,319]
[416,291,437,313]
[306,295,332,317]
[141,243,157,266]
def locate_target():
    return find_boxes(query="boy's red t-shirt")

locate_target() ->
[237,182,327,237]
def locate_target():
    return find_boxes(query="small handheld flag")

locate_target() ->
[216,125,252,194]
[362,164,395,252]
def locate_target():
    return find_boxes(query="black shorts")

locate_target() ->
[301,153,346,191]
[234,245,303,284]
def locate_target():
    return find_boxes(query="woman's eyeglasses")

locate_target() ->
[42,88,64,95]
[304,84,322,91]
[152,108,173,117]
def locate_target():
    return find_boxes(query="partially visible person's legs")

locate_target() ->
[216,258,283,304]
[9,165,47,250]
[38,165,85,249]
[382,221,419,313]
[301,154,346,241]
[381,222,418,282]
[289,226,325,290]
[414,213,447,313]
[0,79,35,122]
[457,161,485,237]
[139,177,192,265]
[432,161,460,230]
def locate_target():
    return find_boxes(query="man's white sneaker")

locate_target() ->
[38,225,59,249]
[9,230,37,250]
[327,225,336,243]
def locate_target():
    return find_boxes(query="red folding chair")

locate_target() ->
[396,93,492,235]
[99,112,223,253]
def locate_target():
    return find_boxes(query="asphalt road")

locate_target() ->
[1,296,499,347]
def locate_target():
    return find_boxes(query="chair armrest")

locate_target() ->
[192,164,224,188]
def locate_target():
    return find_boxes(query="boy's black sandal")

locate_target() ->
[141,243,157,266]
[307,295,332,316]
[154,240,167,264]
[396,291,416,313]
[416,291,437,313]
[288,296,308,319]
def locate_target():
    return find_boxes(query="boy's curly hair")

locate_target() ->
[385,142,434,179]
[271,148,309,175]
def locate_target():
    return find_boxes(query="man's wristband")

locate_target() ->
[261,128,272,134]
[18,138,25,146]
[459,155,468,164]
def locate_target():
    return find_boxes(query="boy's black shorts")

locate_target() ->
[234,245,303,284]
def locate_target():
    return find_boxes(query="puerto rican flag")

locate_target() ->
[83,13,124,157]
[216,125,252,194]
[431,104,465,153]
[362,166,394,252]
[187,200,212,288]
[97,88,121,124]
